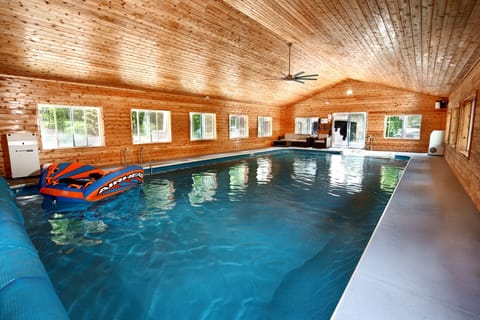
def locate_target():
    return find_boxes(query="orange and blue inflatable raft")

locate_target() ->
[39,162,144,202]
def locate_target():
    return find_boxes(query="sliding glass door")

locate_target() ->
[332,112,366,148]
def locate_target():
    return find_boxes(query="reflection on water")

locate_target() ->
[37,187,148,247]
[329,154,345,189]
[291,157,317,186]
[188,171,217,206]
[229,162,249,201]
[49,215,106,247]
[380,165,405,192]
[329,155,364,195]
[256,157,272,184]
[142,178,176,212]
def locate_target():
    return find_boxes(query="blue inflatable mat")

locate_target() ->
[0,177,69,320]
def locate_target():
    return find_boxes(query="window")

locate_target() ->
[190,112,216,140]
[258,116,272,137]
[456,95,476,157]
[38,104,103,149]
[448,108,459,146]
[131,109,171,144]
[229,115,249,139]
[295,117,318,134]
[384,115,422,139]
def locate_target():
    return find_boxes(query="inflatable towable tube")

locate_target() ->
[39,162,144,202]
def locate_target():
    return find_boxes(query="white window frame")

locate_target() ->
[258,116,272,137]
[38,104,104,149]
[190,112,217,141]
[229,115,249,139]
[131,109,171,144]
[384,115,422,140]
[295,117,318,134]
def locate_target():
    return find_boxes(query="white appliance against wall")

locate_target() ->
[428,130,445,156]
[6,132,41,178]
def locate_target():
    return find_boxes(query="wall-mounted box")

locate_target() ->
[6,132,41,178]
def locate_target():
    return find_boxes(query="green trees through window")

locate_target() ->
[295,117,318,134]
[190,112,216,140]
[229,115,248,139]
[385,115,421,139]
[131,109,171,144]
[38,104,103,149]
[258,116,272,137]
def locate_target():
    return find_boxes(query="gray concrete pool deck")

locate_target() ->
[6,148,480,319]
[332,153,480,320]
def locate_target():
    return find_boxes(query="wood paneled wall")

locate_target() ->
[0,75,281,177]
[445,61,480,212]
[284,79,446,152]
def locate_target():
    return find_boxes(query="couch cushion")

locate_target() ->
[284,133,309,140]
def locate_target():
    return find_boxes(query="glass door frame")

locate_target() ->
[332,112,367,148]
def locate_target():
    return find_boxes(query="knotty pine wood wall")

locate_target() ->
[284,79,447,153]
[445,61,480,212]
[0,75,282,177]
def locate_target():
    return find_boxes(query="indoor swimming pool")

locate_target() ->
[16,150,408,319]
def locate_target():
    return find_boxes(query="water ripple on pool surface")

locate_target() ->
[18,151,407,320]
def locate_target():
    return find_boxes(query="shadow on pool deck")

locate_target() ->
[332,154,480,320]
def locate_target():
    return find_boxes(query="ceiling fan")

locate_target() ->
[281,43,318,83]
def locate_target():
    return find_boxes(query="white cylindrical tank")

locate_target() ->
[428,130,445,156]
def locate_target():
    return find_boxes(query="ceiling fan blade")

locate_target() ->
[294,79,305,84]
[293,71,305,77]
[296,77,318,81]
[296,74,319,78]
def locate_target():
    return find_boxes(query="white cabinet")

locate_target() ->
[6,132,41,178]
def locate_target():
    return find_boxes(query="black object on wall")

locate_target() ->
[435,98,448,109]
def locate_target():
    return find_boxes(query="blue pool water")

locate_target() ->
[17,150,407,320]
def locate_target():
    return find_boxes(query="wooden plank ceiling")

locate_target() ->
[1,0,479,106]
